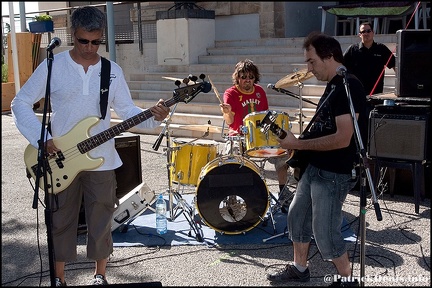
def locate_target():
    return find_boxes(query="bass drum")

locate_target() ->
[196,156,269,235]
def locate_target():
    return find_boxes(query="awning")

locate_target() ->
[321,1,416,17]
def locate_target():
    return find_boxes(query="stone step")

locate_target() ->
[143,62,396,76]
[123,34,397,141]
[198,54,306,65]
[212,34,397,47]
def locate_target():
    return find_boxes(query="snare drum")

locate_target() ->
[242,111,291,158]
[195,156,269,234]
[171,138,218,186]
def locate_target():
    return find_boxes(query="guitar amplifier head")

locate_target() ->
[368,111,429,161]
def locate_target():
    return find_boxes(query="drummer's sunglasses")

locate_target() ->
[240,75,255,80]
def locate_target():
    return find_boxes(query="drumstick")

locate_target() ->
[208,76,223,104]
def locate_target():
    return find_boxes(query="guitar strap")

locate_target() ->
[99,57,111,120]
[299,84,335,138]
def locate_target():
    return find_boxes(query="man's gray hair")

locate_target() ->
[71,6,106,33]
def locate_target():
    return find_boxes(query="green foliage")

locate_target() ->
[34,15,53,21]
[2,63,8,83]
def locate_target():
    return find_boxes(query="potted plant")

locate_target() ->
[28,15,54,33]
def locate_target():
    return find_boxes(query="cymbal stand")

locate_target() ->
[293,70,306,134]
[153,103,204,242]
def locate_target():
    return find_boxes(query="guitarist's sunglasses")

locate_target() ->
[76,37,102,46]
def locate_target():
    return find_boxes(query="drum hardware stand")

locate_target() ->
[222,120,245,158]
[250,157,281,234]
[152,103,204,242]
[263,228,289,243]
[262,172,296,242]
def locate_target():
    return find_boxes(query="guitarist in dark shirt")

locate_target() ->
[266,32,367,286]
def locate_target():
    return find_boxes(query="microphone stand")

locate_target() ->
[341,72,382,286]
[153,104,204,242]
[268,85,318,107]
[34,49,56,287]
[153,102,178,218]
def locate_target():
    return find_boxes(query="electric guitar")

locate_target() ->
[24,78,211,194]
[260,111,307,180]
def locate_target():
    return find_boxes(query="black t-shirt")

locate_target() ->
[302,74,367,174]
[343,41,395,95]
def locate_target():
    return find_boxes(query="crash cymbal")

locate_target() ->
[178,124,227,134]
[275,69,313,89]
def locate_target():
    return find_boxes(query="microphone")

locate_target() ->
[152,131,164,151]
[46,37,62,52]
[336,66,347,77]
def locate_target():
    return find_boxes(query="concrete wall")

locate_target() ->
[215,14,260,41]
[157,18,215,65]
[284,2,329,37]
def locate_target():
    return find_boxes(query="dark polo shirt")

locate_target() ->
[343,41,395,95]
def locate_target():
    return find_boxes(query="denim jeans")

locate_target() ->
[287,164,357,260]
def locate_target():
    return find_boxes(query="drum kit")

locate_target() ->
[157,70,314,241]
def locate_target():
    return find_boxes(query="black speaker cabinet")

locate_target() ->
[115,133,142,199]
[395,29,431,98]
[368,112,429,161]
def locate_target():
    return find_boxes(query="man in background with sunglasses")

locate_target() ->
[11,6,169,286]
[343,22,395,96]
[220,59,291,211]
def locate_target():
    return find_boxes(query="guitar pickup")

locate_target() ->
[55,151,65,169]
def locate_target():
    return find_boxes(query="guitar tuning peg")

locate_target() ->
[175,80,181,87]
[183,78,190,85]
[189,75,198,82]
[199,74,206,80]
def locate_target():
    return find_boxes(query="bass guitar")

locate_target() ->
[25,77,211,194]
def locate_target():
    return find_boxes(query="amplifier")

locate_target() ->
[368,112,429,161]
[115,133,142,199]
[395,29,431,98]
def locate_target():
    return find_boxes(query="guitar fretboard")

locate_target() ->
[77,97,178,153]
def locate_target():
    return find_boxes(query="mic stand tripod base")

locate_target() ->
[263,230,288,243]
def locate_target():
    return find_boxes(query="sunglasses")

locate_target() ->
[360,29,372,34]
[240,75,255,80]
[76,37,102,45]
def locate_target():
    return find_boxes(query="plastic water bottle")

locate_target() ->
[155,194,167,235]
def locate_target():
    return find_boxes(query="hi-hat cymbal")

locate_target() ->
[178,124,227,133]
[275,69,314,88]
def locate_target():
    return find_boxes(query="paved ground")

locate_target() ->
[1,113,430,287]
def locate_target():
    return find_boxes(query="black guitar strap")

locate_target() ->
[299,84,335,138]
[99,57,111,120]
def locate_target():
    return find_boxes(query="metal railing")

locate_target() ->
[2,2,156,52]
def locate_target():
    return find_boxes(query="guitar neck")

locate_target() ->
[77,97,176,153]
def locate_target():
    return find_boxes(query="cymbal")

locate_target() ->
[178,124,227,133]
[275,69,314,88]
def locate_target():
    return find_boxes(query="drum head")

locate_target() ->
[196,160,269,234]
